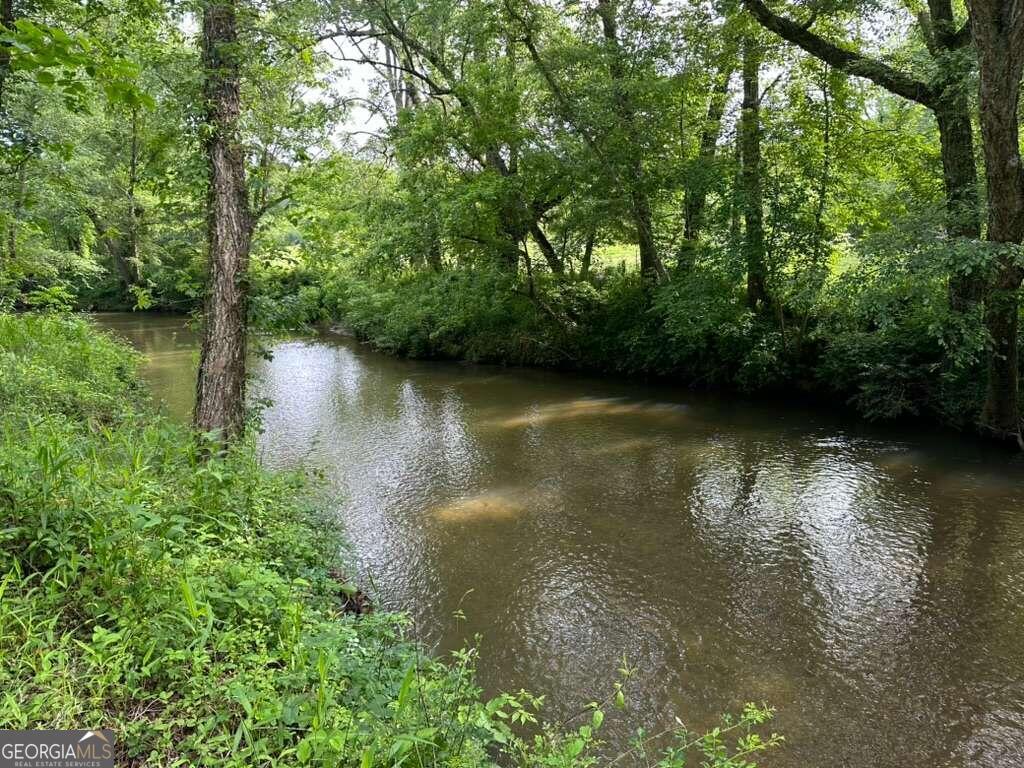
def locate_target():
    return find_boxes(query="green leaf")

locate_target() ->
[396,664,416,712]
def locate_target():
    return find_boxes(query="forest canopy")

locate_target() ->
[1,0,1022,445]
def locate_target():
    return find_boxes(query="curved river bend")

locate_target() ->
[96,313,1024,767]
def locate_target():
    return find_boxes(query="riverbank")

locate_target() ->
[0,313,780,767]
[249,264,995,438]
[0,313,501,765]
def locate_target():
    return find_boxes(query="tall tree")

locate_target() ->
[684,52,734,243]
[193,0,253,441]
[969,0,1024,446]
[341,0,567,275]
[739,35,768,310]
[596,0,666,282]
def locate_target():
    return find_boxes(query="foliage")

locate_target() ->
[0,313,782,767]
[2,0,1020,429]
[289,245,993,425]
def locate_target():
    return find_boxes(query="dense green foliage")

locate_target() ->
[3,0,1018,434]
[251,248,990,427]
[0,313,781,766]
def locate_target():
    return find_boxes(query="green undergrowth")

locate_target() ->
[259,259,995,429]
[0,312,781,767]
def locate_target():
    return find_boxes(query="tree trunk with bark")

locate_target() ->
[194,0,253,443]
[927,0,985,309]
[126,106,142,282]
[740,38,768,311]
[937,100,984,309]
[529,222,564,275]
[579,226,595,281]
[811,63,831,264]
[969,0,1024,446]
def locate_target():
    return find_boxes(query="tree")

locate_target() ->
[742,0,982,309]
[330,0,571,275]
[595,0,667,282]
[683,50,734,243]
[739,34,768,310]
[193,0,253,442]
[969,0,1024,446]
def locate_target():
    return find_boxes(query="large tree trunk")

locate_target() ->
[969,0,1024,446]
[935,95,983,309]
[194,0,253,443]
[740,38,768,311]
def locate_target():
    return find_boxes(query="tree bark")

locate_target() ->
[811,63,831,265]
[938,101,985,309]
[126,106,142,283]
[529,221,564,275]
[580,226,595,281]
[194,0,253,443]
[927,0,984,308]
[740,38,768,311]
[969,0,1024,445]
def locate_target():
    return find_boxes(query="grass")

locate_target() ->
[592,244,639,270]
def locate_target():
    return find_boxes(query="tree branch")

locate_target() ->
[743,0,937,107]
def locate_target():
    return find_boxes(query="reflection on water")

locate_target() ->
[95,312,1024,767]
[487,397,688,429]
[433,490,531,523]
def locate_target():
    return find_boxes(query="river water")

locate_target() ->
[95,312,1024,767]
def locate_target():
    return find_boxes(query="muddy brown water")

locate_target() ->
[95,312,1024,767]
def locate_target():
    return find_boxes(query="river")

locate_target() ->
[95,312,1024,767]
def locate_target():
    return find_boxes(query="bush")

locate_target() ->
[0,312,144,422]
[316,264,799,395]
